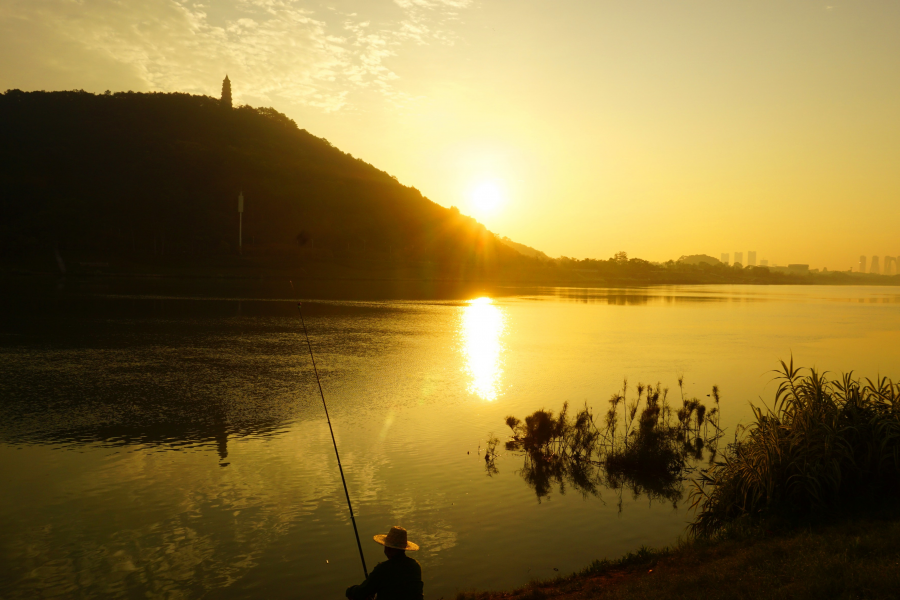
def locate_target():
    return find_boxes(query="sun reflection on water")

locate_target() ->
[460,297,506,401]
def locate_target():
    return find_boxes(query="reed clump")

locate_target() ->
[690,358,900,538]
[604,382,719,483]
[500,379,722,505]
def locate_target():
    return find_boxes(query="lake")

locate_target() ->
[2,280,900,599]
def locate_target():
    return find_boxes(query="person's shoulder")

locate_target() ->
[363,559,390,578]
[372,560,390,571]
[403,556,422,570]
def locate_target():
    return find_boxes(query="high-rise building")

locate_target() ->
[859,256,867,273]
[885,256,896,276]
[748,251,757,266]
[733,251,743,266]
[871,255,881,275]
[760,259,768,266]
[721,253,729,265]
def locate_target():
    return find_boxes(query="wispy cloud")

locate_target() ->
[0,0,475,112]
[394,0,473,9]
[394,0,472,45]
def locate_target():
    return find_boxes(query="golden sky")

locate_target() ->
[2,0,899,269]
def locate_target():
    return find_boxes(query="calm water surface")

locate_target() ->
[2,281,900,599]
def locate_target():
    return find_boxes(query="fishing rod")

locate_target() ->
[295,301,369,579]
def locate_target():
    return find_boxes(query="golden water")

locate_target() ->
[2,282,899,598]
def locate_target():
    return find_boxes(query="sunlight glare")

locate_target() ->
[460,297,506,401]
[470,180,506,215]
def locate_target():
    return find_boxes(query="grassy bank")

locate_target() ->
[456,513,900,599]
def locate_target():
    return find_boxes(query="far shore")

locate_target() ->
[3,252,899,288]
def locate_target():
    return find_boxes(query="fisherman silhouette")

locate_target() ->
[345,526,424,600]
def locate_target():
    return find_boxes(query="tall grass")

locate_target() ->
[690,358,900,538]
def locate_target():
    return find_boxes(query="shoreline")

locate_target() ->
[3,265,899,287]
[4,249,900,287]
[455,513,900,599]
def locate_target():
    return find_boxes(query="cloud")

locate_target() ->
[0,0,475,112]
[394,0,473,9]
[393,0,472,46]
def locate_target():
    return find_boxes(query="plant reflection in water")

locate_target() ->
[483,433,500,477]
[487,379,724,509]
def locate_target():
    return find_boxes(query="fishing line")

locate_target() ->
[295,298,369,578]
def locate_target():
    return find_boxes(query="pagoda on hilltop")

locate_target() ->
[221,75,232,109]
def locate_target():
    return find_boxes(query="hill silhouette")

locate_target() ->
[1,89,894,287]
[0,88,527,278]
[499,236,551,261]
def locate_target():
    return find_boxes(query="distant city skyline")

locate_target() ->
[855,255,900,274]
[708,251,900,273]
[719,250,760,267]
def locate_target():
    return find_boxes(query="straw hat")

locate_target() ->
[374,526,419,551]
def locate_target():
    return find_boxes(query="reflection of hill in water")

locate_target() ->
[0,342,299,455]
[0,295,380,453]
[7,276,525,303]
[22,414,286,462]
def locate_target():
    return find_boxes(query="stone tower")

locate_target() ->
[221,75,232,109]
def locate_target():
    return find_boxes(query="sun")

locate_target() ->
[470,180,506,215]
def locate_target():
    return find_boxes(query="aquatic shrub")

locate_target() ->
[504,402,600,459]
[502,404,604,498]
[498,379,722,504]
[690,358,900,537]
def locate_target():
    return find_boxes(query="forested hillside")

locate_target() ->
[0,89,524,275]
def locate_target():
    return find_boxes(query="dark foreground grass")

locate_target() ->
[690,361,900,538]
[454,514,900,600]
